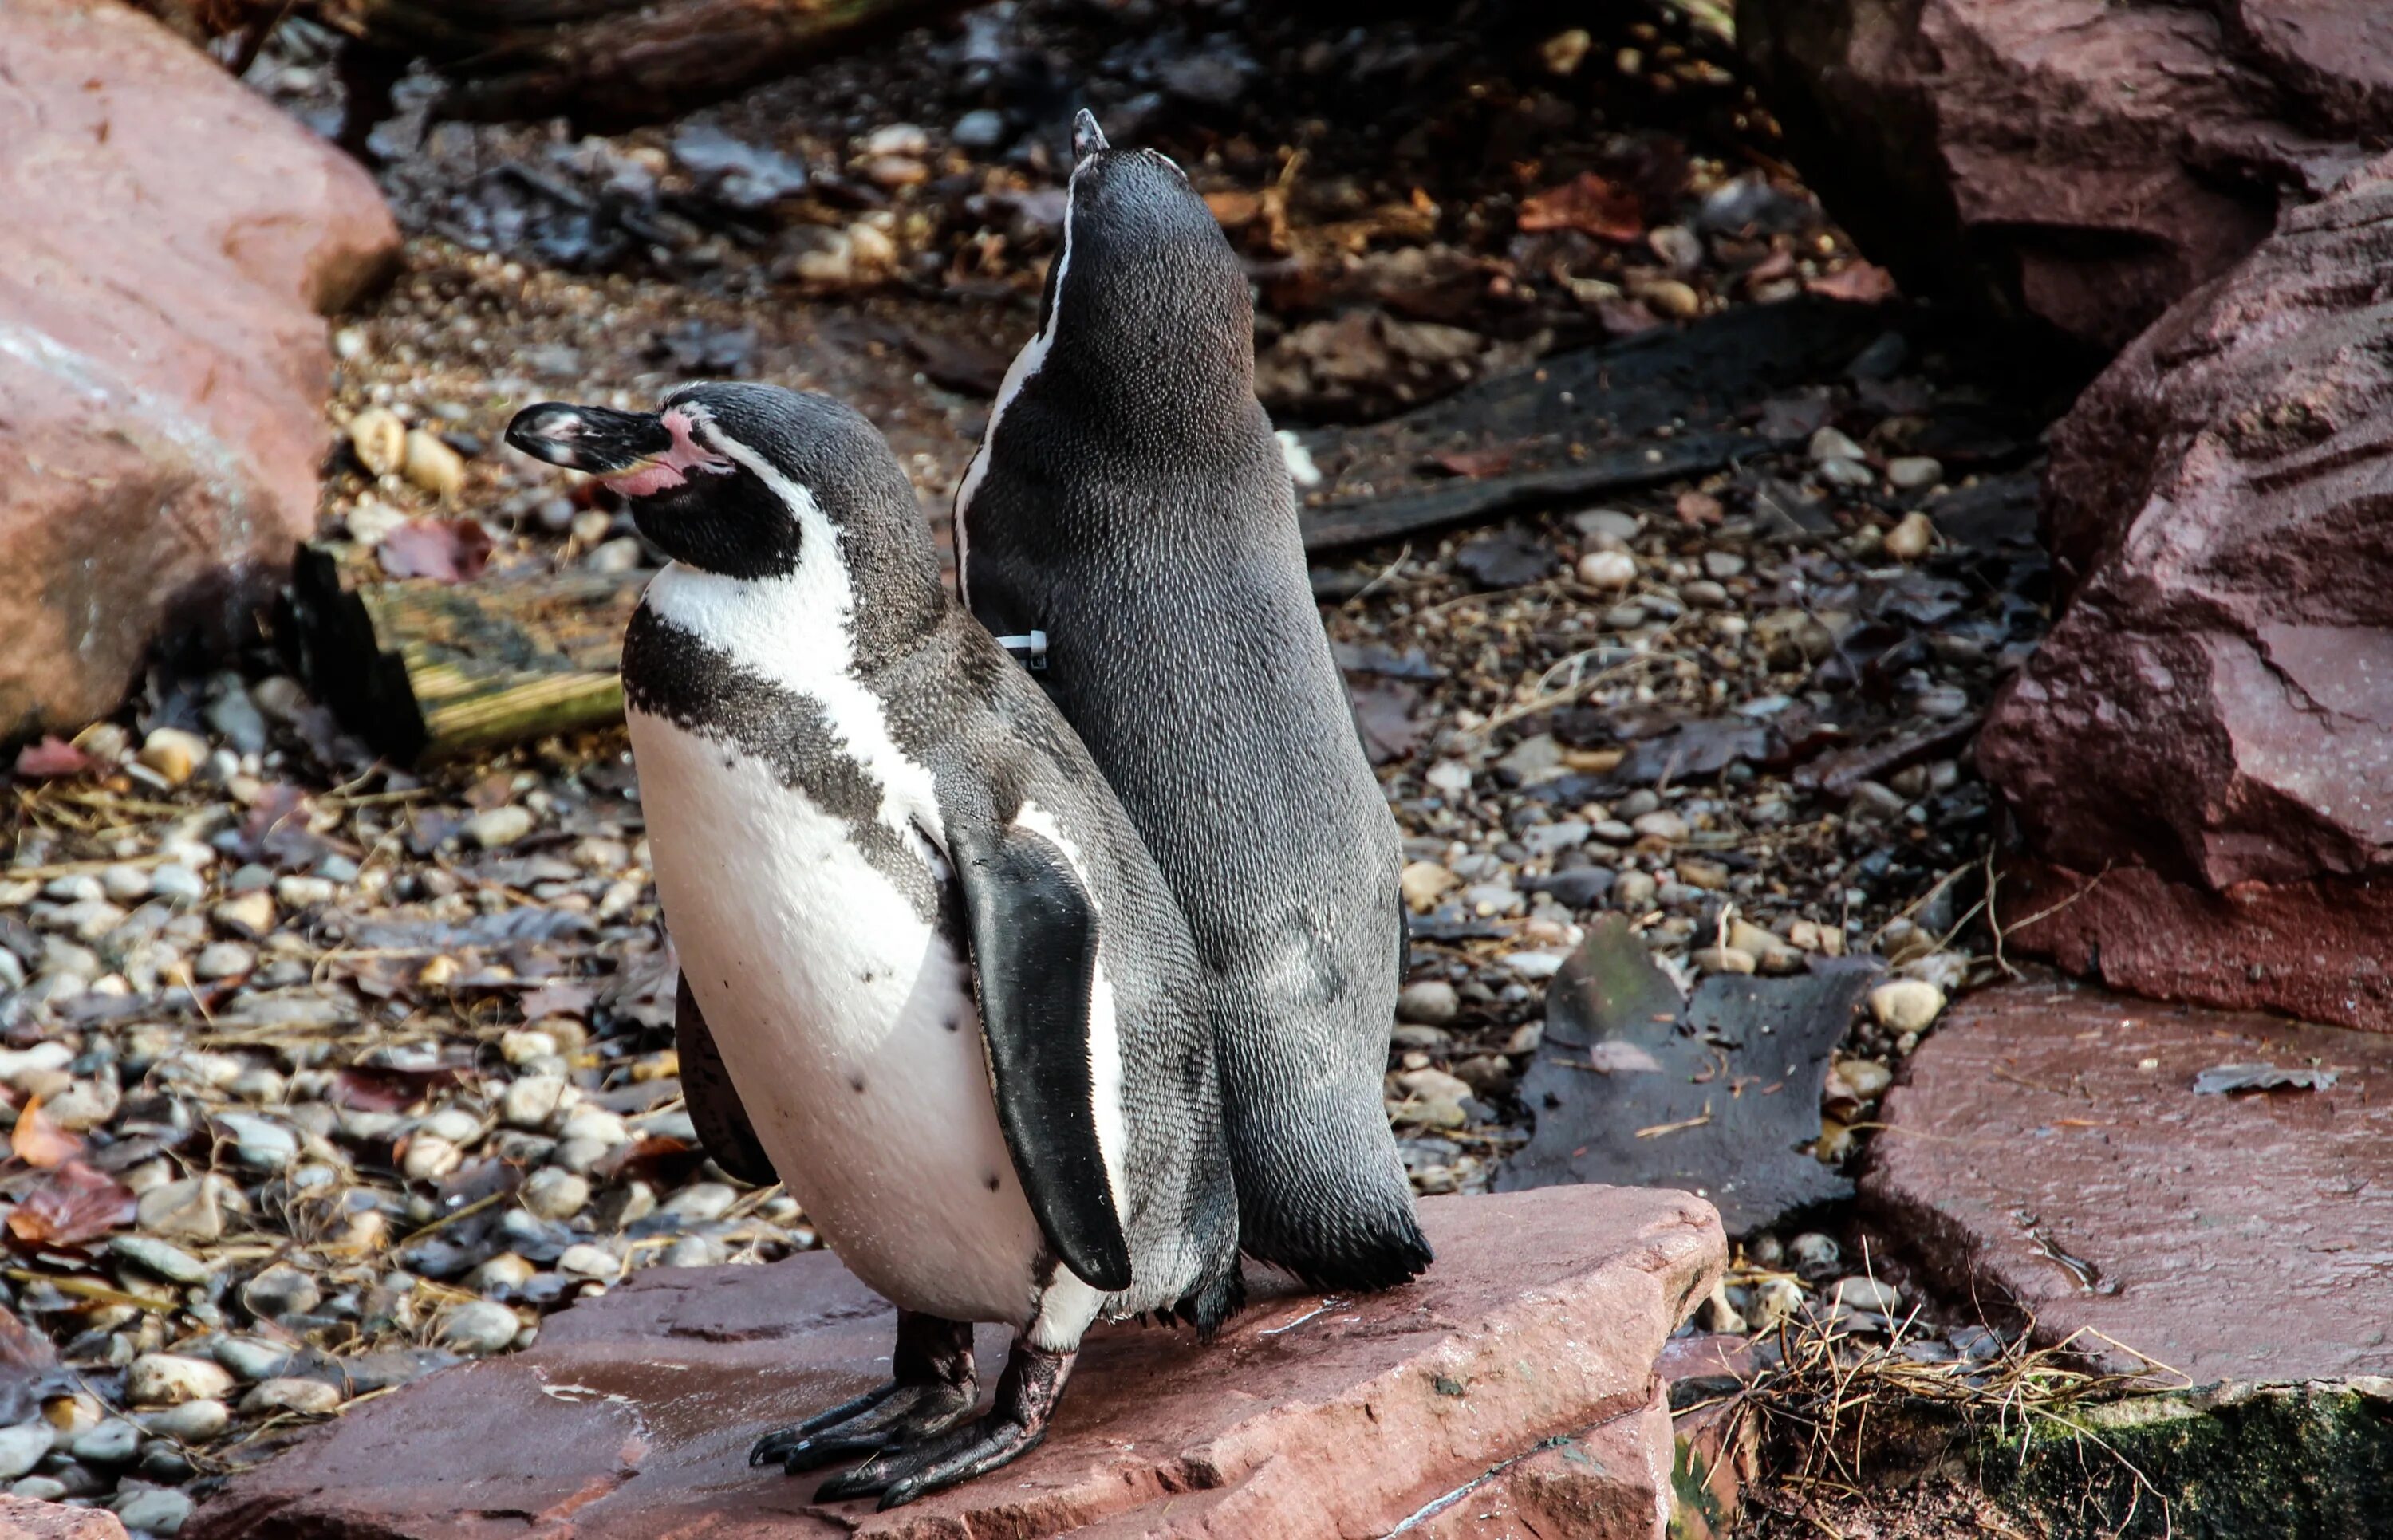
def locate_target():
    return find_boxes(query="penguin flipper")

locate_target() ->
[949,820,1133,1293]
[674,973,779,1187]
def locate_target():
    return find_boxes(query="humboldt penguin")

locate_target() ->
[952,114,1429,1290]
[506,383,1240,1507]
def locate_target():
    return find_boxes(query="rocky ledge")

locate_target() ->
[187,1186,1723,1539]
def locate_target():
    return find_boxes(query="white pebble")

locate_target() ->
[466,806,534,849]
[440,1300,522,1357]
[558,1243,621,1280]
[128,1353,235,1406]
[1575,549,1638,589]
[1867,979,1946,1034]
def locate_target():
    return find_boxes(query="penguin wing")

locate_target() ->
[949,818,1134,1293]
[674,973,779,1187]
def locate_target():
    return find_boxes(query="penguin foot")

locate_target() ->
[813,1339,1074,1510]
[752,1310,976,1474]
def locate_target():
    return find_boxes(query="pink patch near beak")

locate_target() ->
[601,408,731,497]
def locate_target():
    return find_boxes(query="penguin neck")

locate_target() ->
[641,549,940,698]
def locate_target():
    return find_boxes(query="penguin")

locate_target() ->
[952,113,1431,1292]
[505,383,1241,1508]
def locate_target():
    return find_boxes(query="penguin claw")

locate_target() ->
[872,1416,1048,1510]
[751,1382,976,1471]
[820,1340,1075,1509]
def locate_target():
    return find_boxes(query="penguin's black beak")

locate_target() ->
[506,403,674,475]
[1071,109,1109,161]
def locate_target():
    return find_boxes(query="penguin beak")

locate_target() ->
[506,403,674,475]
[1071,109,1109,162]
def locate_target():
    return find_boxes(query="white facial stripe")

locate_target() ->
[1007,800,1127,1239]
[641,426,946,870]
[953,162,1082,603]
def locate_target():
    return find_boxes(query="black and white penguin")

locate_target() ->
[952,114,1431,1291]
[507,383,1241,1507]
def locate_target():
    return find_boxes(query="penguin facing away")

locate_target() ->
[506,384,1240,1507]
[954,113,1431,1292]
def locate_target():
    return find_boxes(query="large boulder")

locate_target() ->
[1735,0,2380,355]
[0,0,398,741]
[1977,152,2393,1029]
[189,1187,1723,1540]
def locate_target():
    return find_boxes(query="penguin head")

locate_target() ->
[1039,112,1256,426]
[506,384,941,608]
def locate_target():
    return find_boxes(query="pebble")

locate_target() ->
[1839,1058,1893,1099]
[466,806,534,849]
[0,1422,51,1480]
[211,892,274,939]
[10,1478,66,1501]
[1395,979,1461,1026]
[861,123,929,156]
[1691,946,1756,975]
[1630,809,1689,842]
[951,108,1009,148]
[1787,1232,1841,1274]
[45,1077,120,1130]
[1816,456,1876,488]
[102,864,154,902]
[137,1176,233,1243]
[71,1419,141,1466]
[660,1182,739,1222]
[191,941,254,982]
[127,1354,234,1407]
[148,864,206,904]
[557,1243,621,1280]
[522,1168,591,1221]
[1748,1277,1804,1330]
[216,1113,298,1167]
[1613,870,1658,910]
[242,1377,342,1416]
[440,1300,522,1356]
[585,536,646,573]
[211,1337,295,1380]
[1572,508,1642,542]
[144,1400,229,1443]
[204,682,270,754]
[1886,455,1943,490]
[1808,426,1866,463]
[348,406,408,475]
[136,727,209,786]
[345,494,408,545]
[115,1487,195,1534]
[1883,510,1937,561]
[403,1134,463,1182]
[1867,979,1946,1033]
[241,1263,321,1321]
[1832,1276,1902,1314]
[503,1076,575,1130]
[1575,549,1638,589]
[402,429,467,498]
[109,1237,211,1286]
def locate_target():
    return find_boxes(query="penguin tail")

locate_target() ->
[1244,1203,1434,1295]
[1163,1266,1248,1340]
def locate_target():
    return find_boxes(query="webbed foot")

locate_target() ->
[812,1338,1074,1509]
[751,1310,976,1474]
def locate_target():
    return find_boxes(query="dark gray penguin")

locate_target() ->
[951,114,1429,1291]
[506,383,1240,1507]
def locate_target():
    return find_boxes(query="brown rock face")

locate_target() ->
[1863,979,2393,1383]
[0,1495,130,1540]
[1736,0,2379,353]
[1977,152,2393,1028]
[189,1187,1723,1540]
[0,0,398,740]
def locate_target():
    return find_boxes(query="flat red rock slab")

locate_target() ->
[191,1187,1721,1540]
[0,1495,129,1539]
[1863,979,2393,1383]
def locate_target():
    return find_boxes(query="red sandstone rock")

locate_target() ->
[0,1495,130,1540]
[1863,978,2393,1383]
[0,0,398,740]
[1976,151,2393,1029]
[188,1186,1723,1540]
[1736,0,2376,353]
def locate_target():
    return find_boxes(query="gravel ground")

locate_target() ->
[0,2,2059,1526]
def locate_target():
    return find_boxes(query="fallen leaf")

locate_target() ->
[1806,261,1898,304]
[517,981,598,1021]
[7,1162,136,1247]
[10,1099,80,1170]
[1588,1042,1663,1074]
[2193,1061,2338,1095]
[379,518,495,583]
[1430,447,1516,479]
[1517,173,1646,243]
[12,738,91,780]
[1350,680,1427,766]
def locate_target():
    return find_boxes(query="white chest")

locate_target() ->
[627,705,1047,1325]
